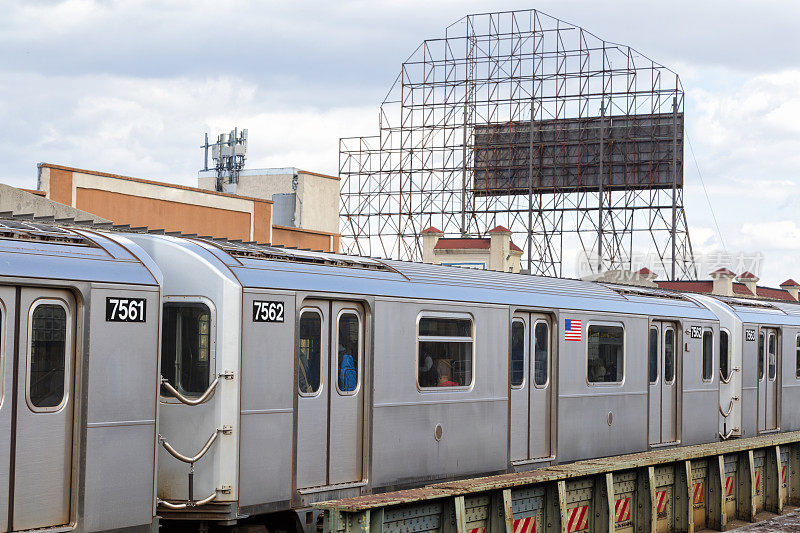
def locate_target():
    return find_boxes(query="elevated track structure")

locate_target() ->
[317,432,800,533]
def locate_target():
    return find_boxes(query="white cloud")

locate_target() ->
[1,1,800,285]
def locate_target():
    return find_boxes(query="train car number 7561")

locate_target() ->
[106,297,147,322]
[253,300,285,323]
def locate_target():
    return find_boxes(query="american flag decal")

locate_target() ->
[564,319,582,341]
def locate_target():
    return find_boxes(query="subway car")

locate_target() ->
[120,231,798,531]
[0,218,798,532]
[0,219,161,532]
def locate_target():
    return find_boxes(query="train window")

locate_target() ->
[768,332,777,381]
[664,327,675,383]
[587,324,624,384]
[720,330,730,381]
[796,335,800,379]
[298,310,322,395]
[648,327,658,384]
[337,312,361,394]
[510,320,525,387]
[418,315,473,389]
[161,303,211,398]
[28,303,68,409]
[702,330,713,382]
[533,322,549,387]
[758,332,765,381]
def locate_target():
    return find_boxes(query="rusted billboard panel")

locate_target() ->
[473,113,683,196]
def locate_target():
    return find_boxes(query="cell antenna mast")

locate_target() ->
[202,128,248,193]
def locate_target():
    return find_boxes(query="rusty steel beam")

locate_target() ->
[316,431,800,533]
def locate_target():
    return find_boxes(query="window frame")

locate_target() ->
[26,298,72,413]
[701,328,714,383]
[510,318,526,389]
[532,319,550,389]
[648,326,659,385]
[585,321,626,387]
[719,328,731,383]
[796,334,800,380]
[663,325,676,385]
[159,296,217,402]
[297,307,324,397]
[416,311,475,392]
[767,330,777,382]
[0,298,5,408]
[335,308,362,396]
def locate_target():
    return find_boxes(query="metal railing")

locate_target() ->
[159,491,218,510]
[160,377,219,406]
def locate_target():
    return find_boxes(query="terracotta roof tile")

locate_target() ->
[488,225,512,233]
[781,279,800,287]
[422,226,443,234]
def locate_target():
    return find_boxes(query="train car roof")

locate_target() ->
[174,236,715,319]
[0,220,160,286]
[728,297,800,326]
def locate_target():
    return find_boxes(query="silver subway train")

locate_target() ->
[0,219,798,532]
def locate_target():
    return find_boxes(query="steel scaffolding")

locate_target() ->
[340,9,696,280]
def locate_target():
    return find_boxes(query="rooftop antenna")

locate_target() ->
[202,128,248,193]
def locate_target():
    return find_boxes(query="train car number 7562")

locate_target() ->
[253,300,285,323]
[106,297,147,322]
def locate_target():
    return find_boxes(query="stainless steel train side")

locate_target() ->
[122,234,739,531]
[0,225,162,532]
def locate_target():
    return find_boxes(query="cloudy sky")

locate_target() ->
[1,0,799,284]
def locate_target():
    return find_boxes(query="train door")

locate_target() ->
[509,313,552,462]
[12,288,75,530]
[296,300,364,489]
[648,321,679,446]
[757,328,779,432]
[509,314,528,462]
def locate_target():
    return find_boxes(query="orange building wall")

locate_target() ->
[272,225,337,251]
[49,168,73,205]
[40,163,339,252]
[75,188,255,241]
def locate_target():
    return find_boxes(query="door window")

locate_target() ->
[664,328,675,383]
[648,327,658,384]
[161,303,212,398]
[337,312,360,393]
[28,302,68,409]
[533,322,549,387]
[702,330,713,381]
[758,332,765,380]
[768,332,777,381]
[510,320,525,387]
[720,330,730,381]
[298,310,322,395]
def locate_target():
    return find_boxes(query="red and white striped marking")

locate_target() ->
[755,470,761,493]
[513,516,536,533]
[614,497,631,523]
[468,527,485,533]
[656,490,668,516]
[782,465,788,486]
[566,505,589,532]
[725,476,734,497]
[693,482,704,505]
